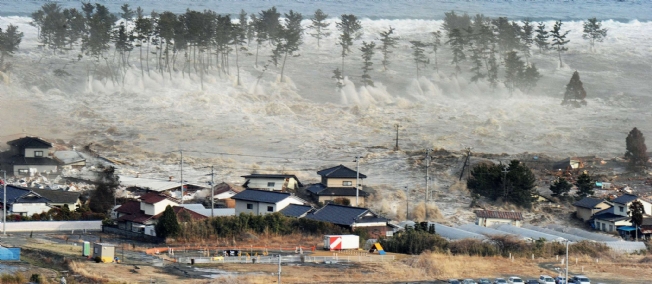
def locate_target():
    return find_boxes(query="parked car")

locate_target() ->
[463,280,477,284]
[539,275,556,284]
[448,279,461,284]
[571,275,590,284]
[478,279,492,284]
[494,278,508,284]
[508,277,524,284]
[526,280,539,284]
[554,276,567,284]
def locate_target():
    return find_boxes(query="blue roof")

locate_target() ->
[279,204,313,218]
[306,204,386,226]
[231,189,292,204]
[612,194,638,205]
[0,185,50,205]
[617,226,637,232]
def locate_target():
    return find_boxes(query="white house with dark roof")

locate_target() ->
[306,165,368,207]
[305,203,391,238]
[241,174,302,192]
[573,197,612,222]
[5,136,59,176]
[474,210,524,227]
[592,206,631,232]
[611,194,652,217]
[0,185,52,218]
[231,189,306,215]
[279,204,314,218]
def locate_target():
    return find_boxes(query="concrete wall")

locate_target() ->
[477,217,522,227]
[2,221,102,232]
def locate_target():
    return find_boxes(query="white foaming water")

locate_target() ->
[0,12,650,194]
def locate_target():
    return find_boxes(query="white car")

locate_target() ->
[494,278,508,284]
[508,277,524,284]
[571,275,590,284]
[538,275,555,284]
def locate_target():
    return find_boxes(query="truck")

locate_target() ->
[323,235,359,250]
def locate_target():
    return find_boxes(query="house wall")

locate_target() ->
[234,197,301,215]
[24,148,51,158]
[325,178,359,188]
[235,200,259,215]
[477,217,522,227]
[13,164,57,176]
[214,191,235,199]
[10,203,50,216]
[141,199,178,216]
[576,202,611,222]
[318,195,364,207]
[276,196,303,211]
[245,178,286,191]
[615,200,652,217]
[594,219,632,232]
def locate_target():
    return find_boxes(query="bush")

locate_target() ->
[94,256,102,263]
[0,273,26,284]
[30,273,42,283]
[379,228,448,255]
[449,239,499,256]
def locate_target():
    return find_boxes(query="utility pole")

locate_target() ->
[502,164,509,199]
[425,149,431,202]
[394,124,400,151]
[405,186,409,220]
[180,150,184,204]
[458,147,472,181]
[2,170,6,236]
[278,255,282,284]
[565,240,569,284]
[208,166,215,218]
[355,156,360,207]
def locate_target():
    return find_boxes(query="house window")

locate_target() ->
[246,204,253,210]
[619,206,624,213]
[18,169,29,174]
[34,151,44,157]
[267,182,275,187]
[342,181,353,186]
[267,206,273,212]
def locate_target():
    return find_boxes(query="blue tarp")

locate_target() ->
[0,247,20,261]
[617,226,637,232]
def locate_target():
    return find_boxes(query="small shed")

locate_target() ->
[92,243,116,263]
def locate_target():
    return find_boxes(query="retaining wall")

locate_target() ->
[2,221,102,232]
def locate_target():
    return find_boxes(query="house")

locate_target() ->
[118,175,209,202]
[113,192,180,235]
[640,217,652,238]
[139,192,179,216]
[279,204,314,218]
[5,136,59,176]
[610,194,652,217]
[53,150,87,168]
[552,157,583,172]
[592,207,631,232]
[92,243,116,263]
[241,174,303,191]
[475,210,524,227]
[211,182,244,208]
[305,203,391,238]
[30,188,81,210]
[306,165,369,207]
[231,189,306,215]
[0,185,52,218]
[573,197,612,222]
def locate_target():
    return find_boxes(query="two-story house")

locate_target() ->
[114,192,180,236]
[611,194,652,217]
[593,194,652,233]
[5,136,59,176]
[241,174,303,192]
[231,189,306,215]
[306,165,369,207]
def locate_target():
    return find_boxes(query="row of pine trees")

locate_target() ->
[21,4,609,94]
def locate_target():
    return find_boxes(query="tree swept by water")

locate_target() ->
[359,41,376,86]
[378,27,398,71]
[336,14,363,79]
[308,9,330,48]
[550,20,570,68]
[561,71,587,107]
[582,17,608,52]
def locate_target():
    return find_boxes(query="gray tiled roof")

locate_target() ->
[612,194,639,205]
[0,185,51,205]
[317,165,367,179]
[279,204,313,218]
[231,189,292,204]
[306,204,386,226]
[30,188,80,204]
[573,197,608,209]
[306,183,369,197]
[7,136,52,148]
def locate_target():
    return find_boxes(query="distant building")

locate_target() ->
[474,210,524,227]
[211,182,244,208]
[306,165,369,207]
[0,185,52,218]
[241,174,302,192]
[305,203,391,238]
[573,197,612,222]
[5,136,59,176]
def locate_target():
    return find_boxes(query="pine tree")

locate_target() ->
[308,9,330,48]
[504,51,524,93]
[469,42,484,82]
[534,22,549,53]
[260,7,282,46]
[0,24,24,70]
[332,67,344,90]
[520,19,534,64]
[446,28,466,75]
[378,27,398,71]
[82,4,117,59]
[336,14,362,76]
[430,30,443,72]
[275,10,303,83]
[467,160,537,208]
[155,205,180,239]
[410,40,428,79]
[360,41,376,86]
[550,20,570,68]
[625,127,648,170]
[550,177,572,198]
[492,17,519,57]
[32,3,67,52]
[629,200,645,236]
[442,11,471,38]
[134,7,153,76]
[119,4,134,24]
[252,14,266,68]
[575,172,594,199]
[562,71,587,106]
[519,64,542,94]
[582,17,607,52]
[238,9,249,45]
[486,44,499,89]
[62,8,85,50]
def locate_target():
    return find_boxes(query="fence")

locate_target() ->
[2,221,101,232]
[176,254,395,264]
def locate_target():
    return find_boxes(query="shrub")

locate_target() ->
[94,256,102,263]
[379,229,448,254]
[30,273,42,283]
[449,239,499,256]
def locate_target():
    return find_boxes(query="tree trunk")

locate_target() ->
[280,50,288,83]
[235,43,241,86]
[139,44,144,79]
[255,43,259,68]
[558,48,563,68]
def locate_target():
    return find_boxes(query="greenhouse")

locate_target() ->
[523,225,588,242]
[429,222,487,240]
